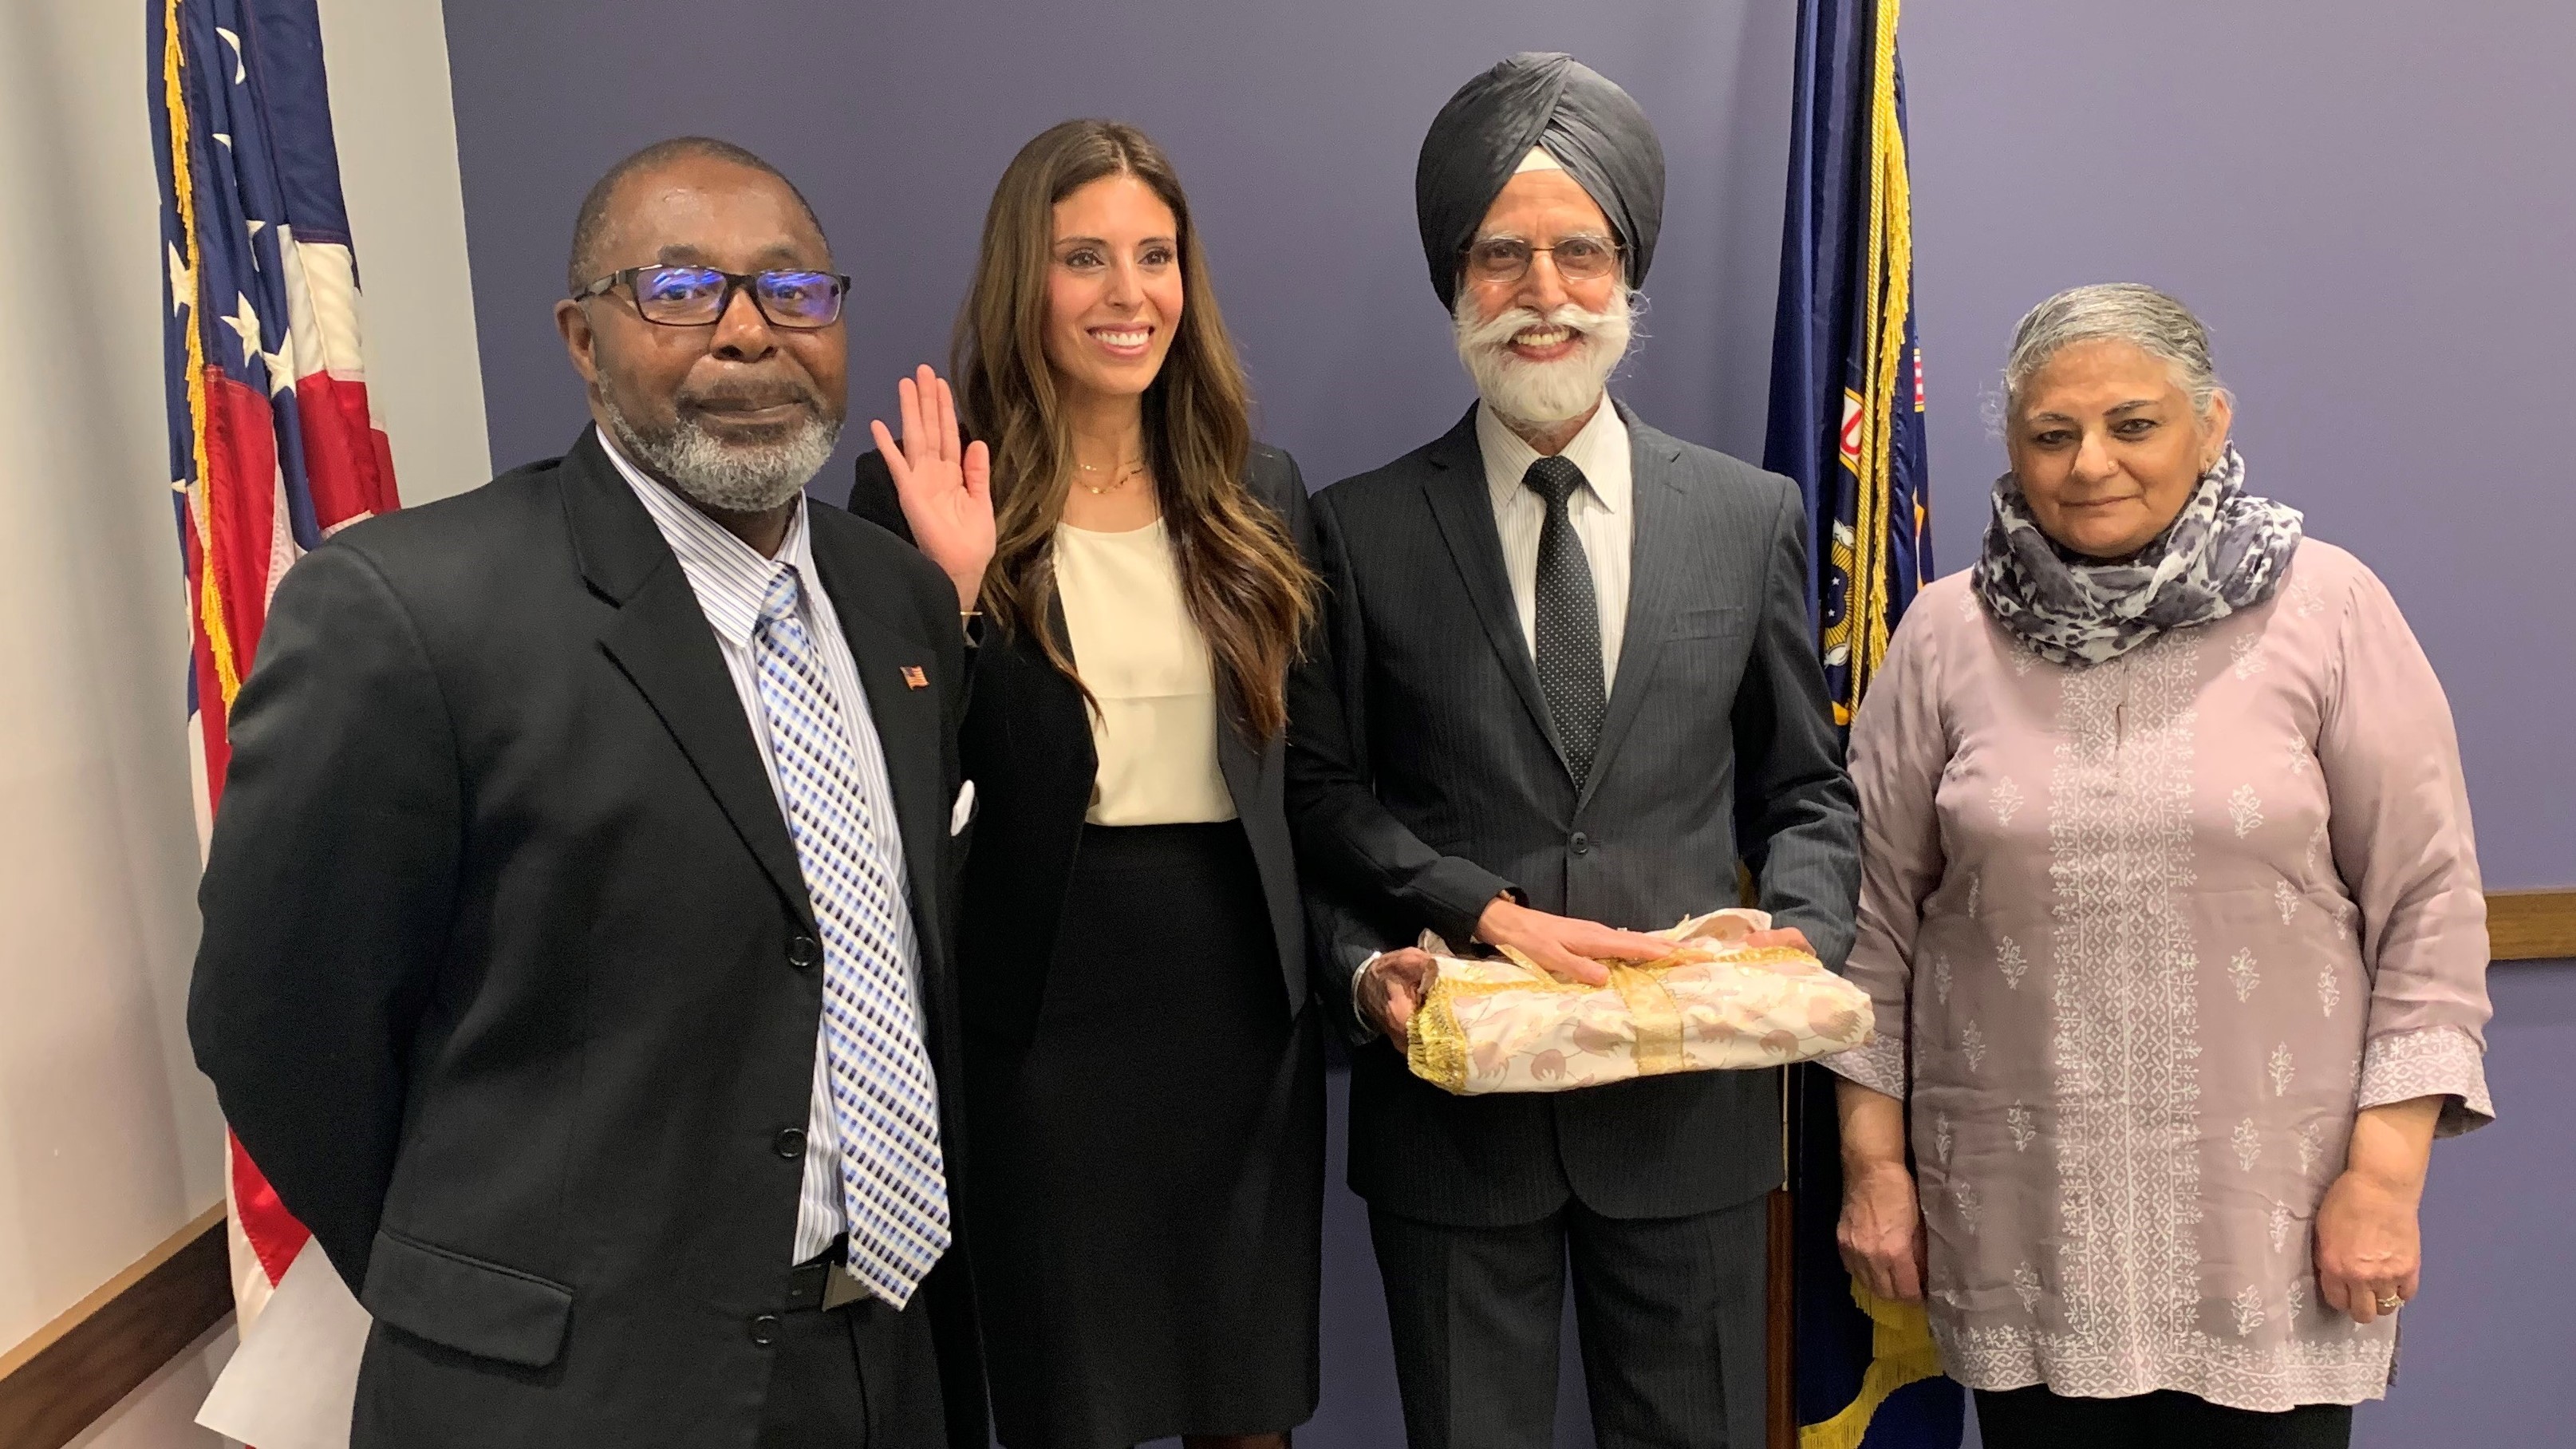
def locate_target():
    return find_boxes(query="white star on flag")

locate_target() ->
[200,283,290,384]
[168,242,194,318]
[220,291,262,364]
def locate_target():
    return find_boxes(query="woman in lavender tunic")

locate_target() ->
[1829,285,2492,1449]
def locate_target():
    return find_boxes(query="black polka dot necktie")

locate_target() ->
[1522,455,1605,788]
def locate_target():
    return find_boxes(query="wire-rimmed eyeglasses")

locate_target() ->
[1460,234,1623,286]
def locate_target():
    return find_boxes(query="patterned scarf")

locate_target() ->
[1970,445,2303,667]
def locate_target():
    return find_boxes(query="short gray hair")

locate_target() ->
[2002,282,2226,419]
[566,136,826,294]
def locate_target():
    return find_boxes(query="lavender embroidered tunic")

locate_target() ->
[1830,542,2494,1411]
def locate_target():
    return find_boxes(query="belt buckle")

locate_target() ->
[820,1261,869,1311]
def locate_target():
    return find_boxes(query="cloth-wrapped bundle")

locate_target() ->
[1406,908,1872,1095]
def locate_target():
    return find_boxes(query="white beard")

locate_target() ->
[1453,290,1635,429]
[601,390,841,515]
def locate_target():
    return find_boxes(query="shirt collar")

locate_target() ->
[1477,397,1632,513]
[598,424,815,646]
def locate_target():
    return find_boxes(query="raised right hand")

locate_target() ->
[869,365,993,612]
[1472,897,1672,987]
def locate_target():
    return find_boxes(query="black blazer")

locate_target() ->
[1285,405,1861,1227]
[188,430,984,1449]
[846,444,1314,1051]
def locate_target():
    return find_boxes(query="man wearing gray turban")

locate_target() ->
[1412,49,1667,314]
[1285,52,1859,1449]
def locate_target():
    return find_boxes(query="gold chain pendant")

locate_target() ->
[1076,458,1144,496]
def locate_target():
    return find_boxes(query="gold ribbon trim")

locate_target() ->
[1406,978,1471,1093]
[1607,964,1686,1074]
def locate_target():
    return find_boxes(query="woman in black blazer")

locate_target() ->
[849,119,1322,1449]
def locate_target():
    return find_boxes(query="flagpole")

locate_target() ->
[1768,1065,1797,1449]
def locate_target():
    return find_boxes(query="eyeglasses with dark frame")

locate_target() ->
[1460,234,1624,286]
[571,265,853,330]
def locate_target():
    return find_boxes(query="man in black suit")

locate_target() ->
[188,137,994,1448]
[1286,56,1861,1449]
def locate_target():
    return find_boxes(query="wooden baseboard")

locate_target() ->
[0,1204,232,1449]
[2491,888,2576,961]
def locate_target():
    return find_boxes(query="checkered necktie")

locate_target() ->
[1522,455,1606,787]
[753,568,949,1306]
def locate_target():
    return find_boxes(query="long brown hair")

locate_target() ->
[954,119,1315,739]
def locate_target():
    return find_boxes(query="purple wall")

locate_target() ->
[438,1,2572,1443]
[437,0,1797,491]
[1904,2,2575,892]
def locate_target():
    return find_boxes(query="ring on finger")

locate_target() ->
[2374,1293,2404,1313]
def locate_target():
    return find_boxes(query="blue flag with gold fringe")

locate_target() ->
[1761,0,1957,1445]
[1767,0,1935,719]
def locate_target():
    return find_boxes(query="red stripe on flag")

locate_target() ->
[179,511,236,808]
[202,369,279,672]
[294,373,397,528]
[194,641,233,810]
[229,1129,311,1287]
[369,428,397,515]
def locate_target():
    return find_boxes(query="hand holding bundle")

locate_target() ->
[1405,908,1872,1095]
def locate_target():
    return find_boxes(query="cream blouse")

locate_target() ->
[1053,519,1237,826]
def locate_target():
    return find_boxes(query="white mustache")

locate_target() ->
[1456,301,1622,357]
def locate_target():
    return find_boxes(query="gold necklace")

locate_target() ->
[1076,457,1146,496]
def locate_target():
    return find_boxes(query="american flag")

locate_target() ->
[148,0,400,1340]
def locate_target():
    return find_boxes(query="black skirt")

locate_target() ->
[965,821,1324,1449]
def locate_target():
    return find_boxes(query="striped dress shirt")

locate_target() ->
[602,432,926,1265]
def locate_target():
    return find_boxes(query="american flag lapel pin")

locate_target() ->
[901,665,929,689]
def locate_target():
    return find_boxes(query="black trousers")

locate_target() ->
[752,1273,948,1448]
[1974,1385,2353,1449]
[1368,1192,1768,1449]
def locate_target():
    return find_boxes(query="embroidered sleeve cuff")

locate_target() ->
[2359,1025,2494,1136]
[1822,1029,1908,1100]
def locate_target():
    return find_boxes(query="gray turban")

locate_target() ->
[1414,52,1667,311]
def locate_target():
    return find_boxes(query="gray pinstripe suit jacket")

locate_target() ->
[1286,403,1860,1226]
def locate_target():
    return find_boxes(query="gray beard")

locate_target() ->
[1453,290,1635,430]
[600,392,841,515]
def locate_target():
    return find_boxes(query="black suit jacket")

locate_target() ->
[1285,405,1860,1227]
[188,430,985,1449]
[845,444,1312,1048]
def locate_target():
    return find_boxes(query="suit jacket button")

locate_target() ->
[1570,831,1592,855]
[774,1127,807,1159]
[749,1313,781,1348]
[786,935,821,969]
